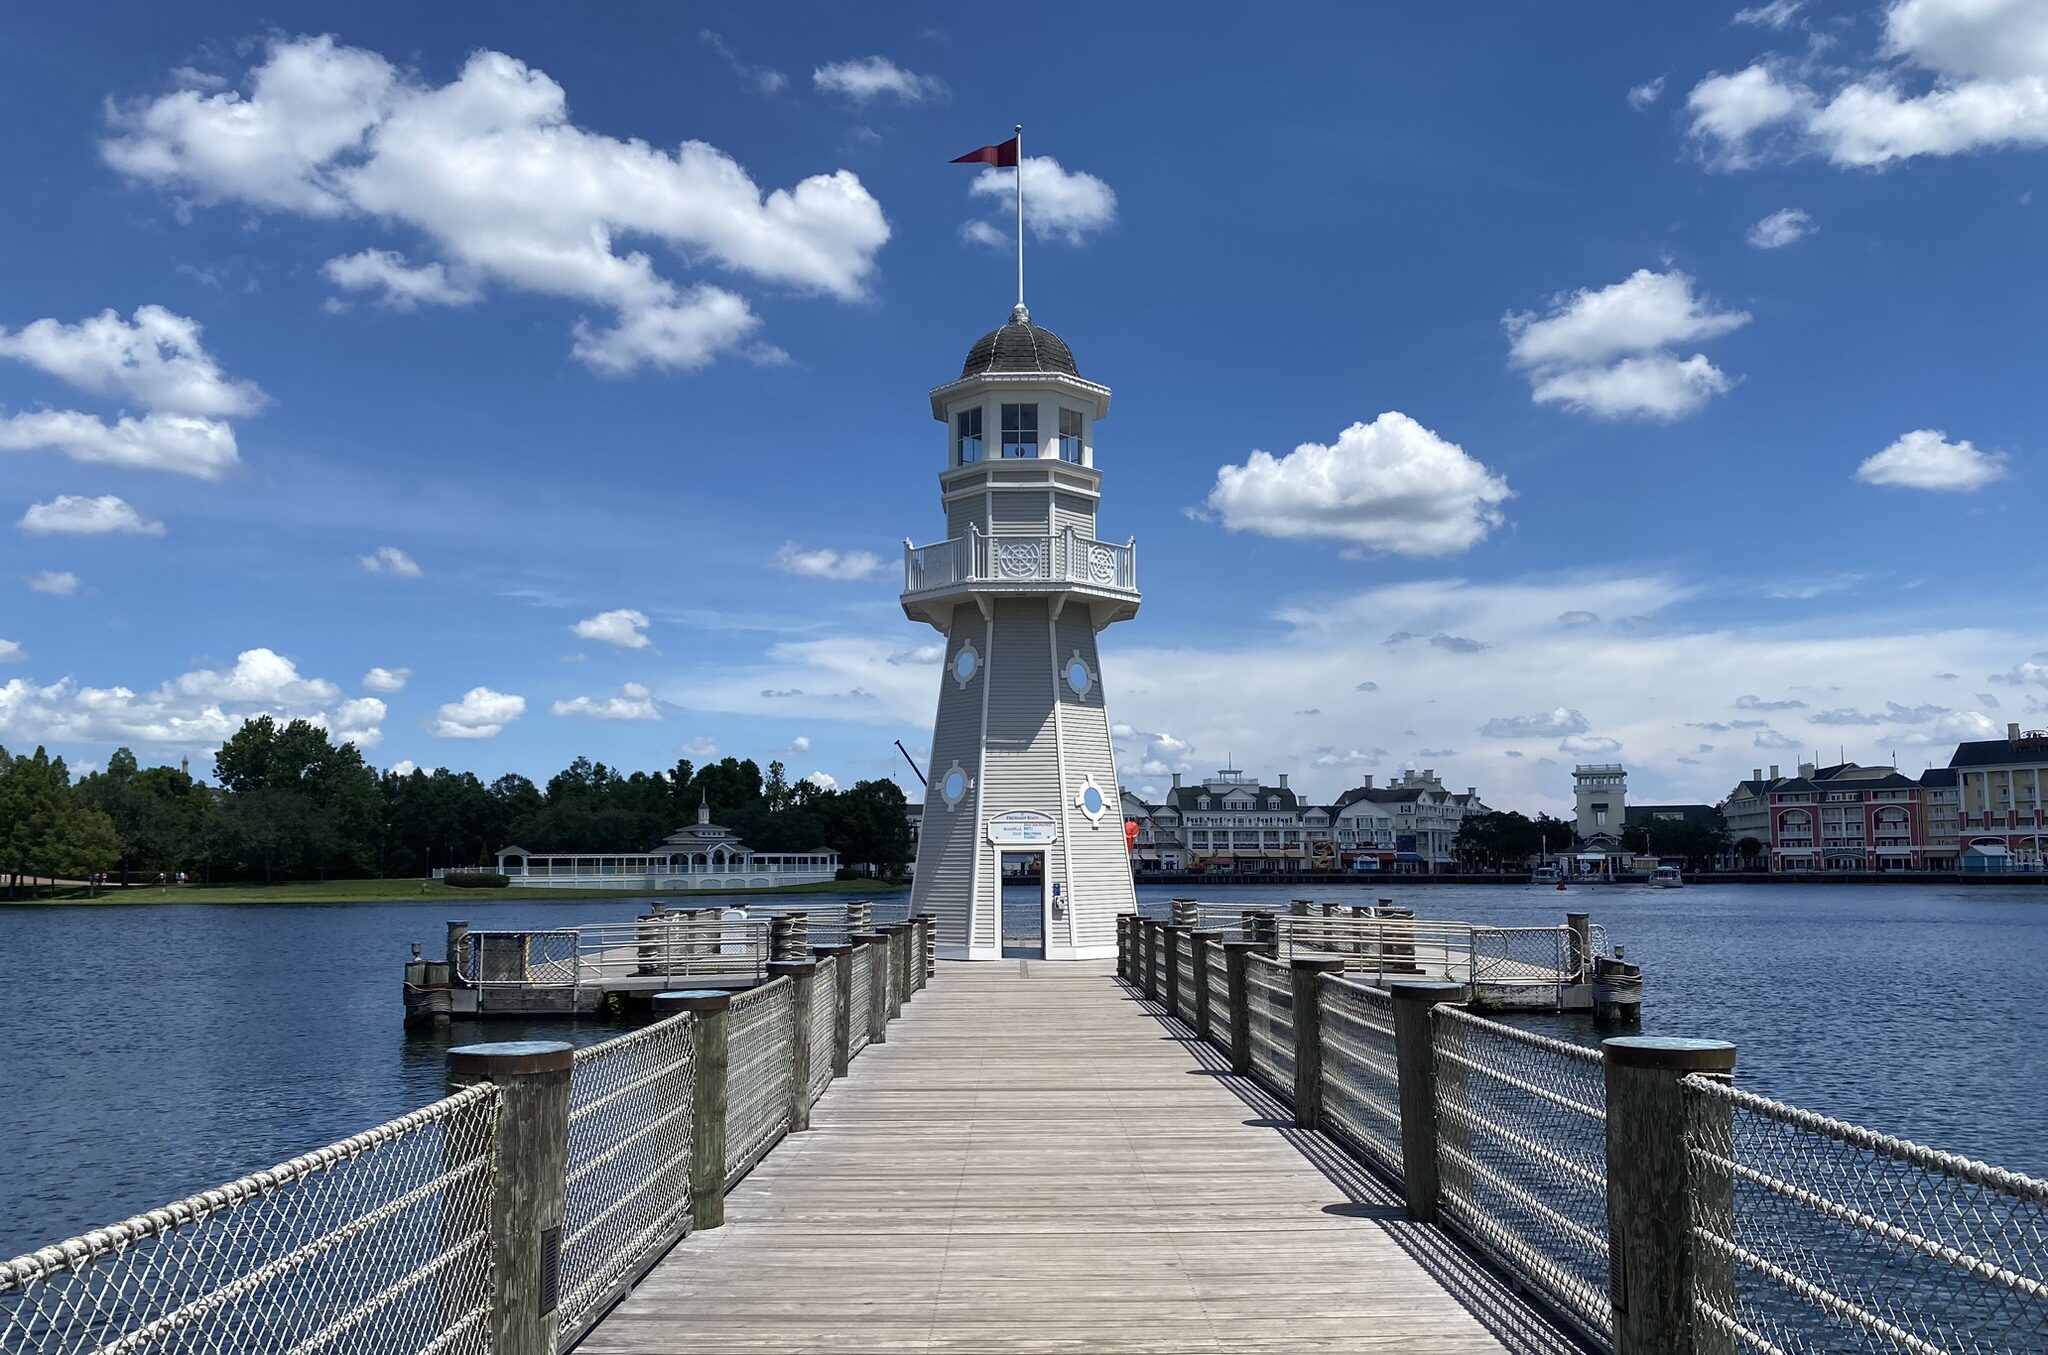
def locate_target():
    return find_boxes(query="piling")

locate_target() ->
[1223,940,1262,1075]
[1566,911,1591,977]
[768,913,807,963]
[655,990,730,1231]
[1170,897,1199,928]
[1289,957,1345,1129]
[845,899,872,938]
[1389,982,1466,1223]
[767,959,818,1133]
[814,944,852,1077]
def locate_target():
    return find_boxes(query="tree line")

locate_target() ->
[0,716,912,895]
[1450,809,1736,871]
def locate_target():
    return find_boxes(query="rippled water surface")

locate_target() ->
[2,881,2043,1256]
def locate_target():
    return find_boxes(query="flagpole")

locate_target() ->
[1014,123,1024,310]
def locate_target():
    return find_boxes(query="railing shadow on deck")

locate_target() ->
[1116,976,1591,1355]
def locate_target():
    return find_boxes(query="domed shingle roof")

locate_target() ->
[960,304,1079,379]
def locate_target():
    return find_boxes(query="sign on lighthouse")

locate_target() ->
[901,300,1141,960]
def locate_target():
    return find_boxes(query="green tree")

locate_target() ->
[826,779,912,877]
[0,745,74,896]
[47,806,124,895]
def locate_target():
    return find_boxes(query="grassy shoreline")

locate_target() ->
[1,876,910,906]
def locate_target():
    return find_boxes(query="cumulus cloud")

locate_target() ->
[1688,0,2048,169]
[967,157,1116,244]
[388,759,418,777]
[363,665,410,692]
[1558,735,1623,755]
[681,735,719,758]
[1481,708,1591,738]
[1504,269,1750,420]
[433,686,525,738]
[1747,207,1816,248]
[571,608,651,649]
[1753,728,1804,749]
[773,542,883,581]
[888,644,943,665]
[104,35,891,374]
[788,735,812,753]
[1856,429,2008,491]
[359,545,421,578]
[1205,412,1511,556]
[552,682,661,720]
[28,570,81,597]
[0,640,22,664]
[19,495,164,536]
[804,771,838,791]
[812,56,945,103]
[1628,76,1667,110]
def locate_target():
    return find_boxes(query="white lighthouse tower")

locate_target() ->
[902,304,1141,960]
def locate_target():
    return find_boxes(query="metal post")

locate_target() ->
[1603,1036,1739,1355]
[445,1040,572,1355]
[855,932,888,1045]
[654,990,730,1231]
[1290,957,1345,1129]
[447,920,470,986]
[767,959,817,1133]
[1190,929,1221,1044]
[1223,940,1262,1075]
[814,944,852,1077]
[1389,981,1466,1223]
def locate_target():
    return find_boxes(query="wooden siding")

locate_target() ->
[1052,489,1097,538]
[909,603,987,951]
[989,487,1051,533]
[978,598,1066,947]
[1055,606,1136,949]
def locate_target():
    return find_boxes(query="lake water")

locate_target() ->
[2,881,2043,1257]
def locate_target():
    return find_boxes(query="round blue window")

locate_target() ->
[1065,657,1092,697]
[942,768,968,806]
[953,647,978,682]
[1080,785,1105,817]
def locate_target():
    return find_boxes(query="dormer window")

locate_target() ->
[1267,797,1280,810]
[1058,407,1084,463]
[1001,402,1037,458]
[956,407,983,464]
[1198,796,1210,810]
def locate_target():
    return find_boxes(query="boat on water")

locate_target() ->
[1648,864,1684,888]
[1530,864,1564,885]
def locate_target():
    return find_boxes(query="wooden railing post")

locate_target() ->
[1566,910,1591,977]
[1603,1036,1738,1355]
[1117,914,1131,979]
[1222,940,1262,1075]
[1290,957,1345,1129]
[1189,929,1221,1043]
[1163,922,1186,1020]
[916,913,937,987]
[445,1040,573,1355]
[1389,981,1466,1223]
[854,932,889,1045]
[1138,918,1159,998]
[814,944,852,1077]
[767,960,817,1133]
[654,990,729,1231]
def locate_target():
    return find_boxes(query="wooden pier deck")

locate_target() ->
[582,960,1581,1354]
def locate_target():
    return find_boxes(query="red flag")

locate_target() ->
[951,136,1019,167]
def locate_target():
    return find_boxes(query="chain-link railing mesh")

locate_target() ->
[558,1013,695,1345]
[1319,977,1404,1182]
[1174,934,1196,1023]
[1206,944,1231,1040]
[1682,1075,2048,1355]
[847,948,872,1059]
[808,965,837,1104]
[1470,927,1577,986]
[724,979,793,1187]
[462,928,579,986]
[0,1084,500,1355]
[1244,954,1295,1093]
[1432,1005,1610,1347]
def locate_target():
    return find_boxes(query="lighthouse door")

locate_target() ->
[998,850,1048,959]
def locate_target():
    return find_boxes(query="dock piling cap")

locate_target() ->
[447,1039,573,1078]
[1602,1036,1735,1072]
[654,988,731,1014]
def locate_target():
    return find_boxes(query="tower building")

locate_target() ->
[902,305,1140,959]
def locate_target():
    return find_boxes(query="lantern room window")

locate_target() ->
[1058,407,1084,463]
[956,407,983,464]
[1001,403,1038,458]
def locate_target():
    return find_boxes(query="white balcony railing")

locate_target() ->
[903,527,1137,596]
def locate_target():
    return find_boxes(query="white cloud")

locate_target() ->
[28,570,81,597]
[360,545,422,578]
[1856,429,2009,491]
[1753,728,1805,749]
[1505,269,1750,420]
[19,495,164,536]
[1628,76,1667,110]
[1736,693,1807,711]
[682,735,719,758]
[552,682,661,720]
[804,771,838,791]
[959,219,1007,249]
[1481,708,1590,738]
[433,686,525,739]
[0,640,22,664]
[322,249,480,309]
[1558,734,1623,755]
[700,32,786,95]
[174,647,340,707]
[105,36,891,374]
[0,305,264,417]
[333,695,387,747]
[968,157,1117,244]
[812,56,946,103]
[388,759,418,777]
[0,410,239,479]
[0,646,375,749]
[773,542,883,581]
[1747,206,1816,248]
[1689,0,2048,169]
[1205,412,1512,556]
[1735,0,1804,29]
[571,608,651,649]
[363,665,410,692]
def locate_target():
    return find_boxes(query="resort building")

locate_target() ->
[486,797,840,890]
[1573,764,1628,850]
[1950,724,2048,872]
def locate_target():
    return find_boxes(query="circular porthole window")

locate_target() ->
[952,642,979,685]
[1075,775,1108,823]
[941,762,969,808]
[1065,655,1093,698]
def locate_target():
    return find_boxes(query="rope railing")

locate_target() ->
[808,961,838,1104]
[1317,977,1402,1182]
[0,1084,501,1355]
[847,945,873,1059]
[724,978,794,1188]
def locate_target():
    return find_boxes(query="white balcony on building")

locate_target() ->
[901,524,1138,628]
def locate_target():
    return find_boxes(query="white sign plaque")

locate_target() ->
[986,810,1059,846]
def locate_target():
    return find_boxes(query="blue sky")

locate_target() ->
[1,0,2043,815]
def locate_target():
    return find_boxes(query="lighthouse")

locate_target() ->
[902,303,1141,960]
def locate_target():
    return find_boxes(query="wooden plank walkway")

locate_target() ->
[582,960,1582,1354]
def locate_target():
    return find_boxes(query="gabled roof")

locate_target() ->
[1918,768,1958,787]
[1951,737,2048,768]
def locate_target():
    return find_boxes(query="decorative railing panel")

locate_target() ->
[1431,1006,1610,1347]
[1682,1075,2048,1355]
[1319,978,1404,1182]
[1244,954,1295,1092]
[0,1085,500,1355]
[903,529,1137,596]
[559,1014,695,1344]
[808,964,838,1104]
[724,979,793,1187]
[848,948,873,1059]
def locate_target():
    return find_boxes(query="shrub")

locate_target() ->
[442,871,511,889]
[835,866,862,881]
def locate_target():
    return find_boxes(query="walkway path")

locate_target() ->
[582,960,1579,1354]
